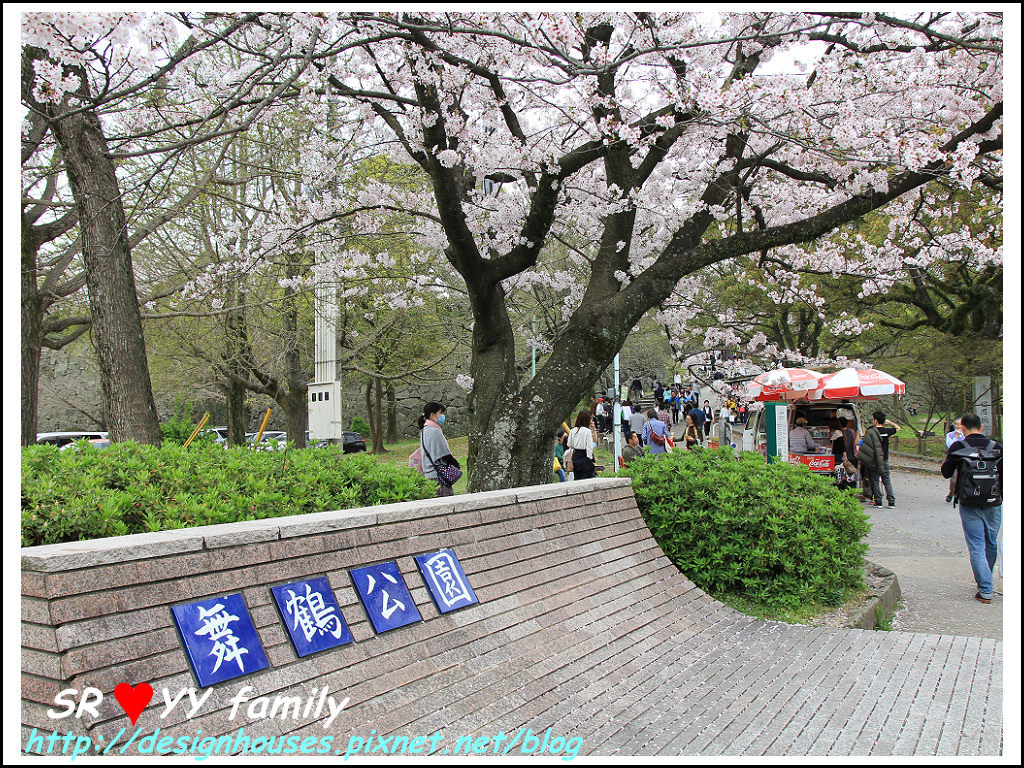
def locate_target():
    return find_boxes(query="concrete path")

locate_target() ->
[865,466,1004,642]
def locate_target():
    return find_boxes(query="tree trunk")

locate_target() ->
[385,383,399,444]
[465,277,632,491]
[33,47,162,445]
[364,377,386,453]
[21,221,43,446]
[373,377,388,452]
[283,388,308,449]
[282,273,307,448]
[223,281,249,445]
[225,379,248,445]
[364,379,380,452]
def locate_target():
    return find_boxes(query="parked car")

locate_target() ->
[36,431,109,448]
[245,431,289,450]
[202,426,229,444]
[342,431,367,454]
[303,430,366,452]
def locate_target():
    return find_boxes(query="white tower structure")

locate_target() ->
[308,278,343,440]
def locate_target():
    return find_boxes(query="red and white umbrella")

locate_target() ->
[815,367,906,399]
[743,368,825,401]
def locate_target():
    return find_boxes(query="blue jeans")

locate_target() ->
[959,504,1001,598]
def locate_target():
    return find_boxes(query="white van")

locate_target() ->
[36,431,109,447]
[740,400,865,473]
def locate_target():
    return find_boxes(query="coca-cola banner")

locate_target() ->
[789,454,835,472]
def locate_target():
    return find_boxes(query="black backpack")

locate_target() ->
[952,440,1002,508]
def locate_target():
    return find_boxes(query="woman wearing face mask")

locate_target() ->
[419,401,460,497]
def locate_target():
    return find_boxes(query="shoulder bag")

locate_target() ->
[421,431,463,486]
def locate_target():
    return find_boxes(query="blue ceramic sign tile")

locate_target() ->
[171,593,268,687]
[350,561,421,633]
[415,549,479,614]
[270,577,353,657]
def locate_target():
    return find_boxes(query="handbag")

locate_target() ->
[421,433,462,486]
[436,461,463,485]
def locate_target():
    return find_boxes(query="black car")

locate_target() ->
[342,431,367,453]
[303,431,366,452]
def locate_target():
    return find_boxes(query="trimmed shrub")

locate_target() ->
[622,447,871,615]
[21,442,436,547]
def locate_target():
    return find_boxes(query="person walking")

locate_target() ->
[872,410,901,508]
[620,400,633,437]
[631,376,643,401]
[553,430,567,482]
[629,404,647,437]
[641,409,670,456]
[945,417,965,502]
[418,402,460,497]
[856,415,885,507]
[941,413,1002,604]
[702,400,713,439]
[669,391,682,425]
[566,410,598,480]
[682,411,702,450]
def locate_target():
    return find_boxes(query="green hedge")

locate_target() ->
[622,447,871,615]
[21,442,436,547]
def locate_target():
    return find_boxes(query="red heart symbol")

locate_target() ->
[114,682,153,725]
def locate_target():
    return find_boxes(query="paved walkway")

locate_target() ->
[865,467,1004,642]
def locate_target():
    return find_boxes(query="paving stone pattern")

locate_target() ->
[21,479,1002,756]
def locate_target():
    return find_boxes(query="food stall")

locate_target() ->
[739,367,906,475]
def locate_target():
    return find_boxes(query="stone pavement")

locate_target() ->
[865,465,1004,642]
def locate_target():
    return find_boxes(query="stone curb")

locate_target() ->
[846,561,902,630]
[889,450,944,476]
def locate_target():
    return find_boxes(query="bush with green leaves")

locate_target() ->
[622,447,871,616]
[21,442,436,547]
[159,398,215,445]
[350,417,372,438]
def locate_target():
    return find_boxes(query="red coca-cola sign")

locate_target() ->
[789,454,835,472]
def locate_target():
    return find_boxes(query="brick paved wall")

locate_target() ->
[20,478,1002,757]
[23,478,692,750]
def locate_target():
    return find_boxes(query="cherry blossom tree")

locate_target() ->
[268,11,1000,490]
[20,11,284,444]
[24,12,1002,492]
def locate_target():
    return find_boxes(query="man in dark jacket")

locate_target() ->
[941,413,1002,604]
[872,410,901,508]
[857,418,885,507]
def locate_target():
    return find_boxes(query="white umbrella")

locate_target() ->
[815,367,906,399]
[743,368,825,401]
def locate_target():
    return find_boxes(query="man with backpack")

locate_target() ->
[941,413,1002,604]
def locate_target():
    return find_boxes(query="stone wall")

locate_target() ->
[34,345,469,439]
[21,478,660,754]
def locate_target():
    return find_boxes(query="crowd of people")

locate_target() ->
[410,395,1002,608]
[549,376,735,481]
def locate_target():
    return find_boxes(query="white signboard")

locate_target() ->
[774,404,789,463]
